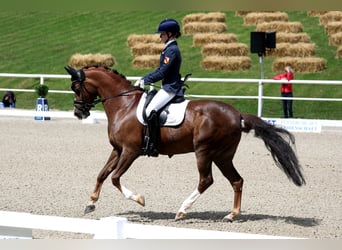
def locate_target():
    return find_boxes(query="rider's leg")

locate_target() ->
[144,89,176,156]
[146,88,176,117]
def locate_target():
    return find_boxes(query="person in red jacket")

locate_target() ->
[273,65,294,118]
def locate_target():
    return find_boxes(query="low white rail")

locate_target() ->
[1,73,342,117]
[0,211,298,239]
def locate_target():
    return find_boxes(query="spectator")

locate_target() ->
[2,91,16,108]
[273,65,294,118]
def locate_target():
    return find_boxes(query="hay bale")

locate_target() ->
[272,57,326,73]
[202,43,248,57]
[182,13,206,25]
[132,55,160,69]
[199,12,226,23]
[201,56,251,71]
[325,21,342,35]
[307,11,328,17]
[276,32,311,43]
[193,33,237,46]
[336,45,342,58]
[235,11,253,16]
[319,11,342,25]
[267,42,316,57]
[68,53,115,69]
[182,12,226,26]
[235,11,275,16]
[183,22,227,35]
[256,21,304,33]
[131,43,164,56]
[244,12,288,25]
[127,34,160,47]
[329,32,342,46]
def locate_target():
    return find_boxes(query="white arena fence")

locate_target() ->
[1,73,342,131]
[1,72,342,117]
[0,210,299,239]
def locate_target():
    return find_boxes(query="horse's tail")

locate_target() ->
[240,113,306,186]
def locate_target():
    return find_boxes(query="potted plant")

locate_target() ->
[34,84,50,120]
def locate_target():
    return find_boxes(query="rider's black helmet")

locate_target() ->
[156,19,181,38]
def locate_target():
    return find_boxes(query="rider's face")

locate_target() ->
[160,32,169,43]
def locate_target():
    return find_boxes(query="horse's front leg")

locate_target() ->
[111,149,145,207]
[85,149,120,214]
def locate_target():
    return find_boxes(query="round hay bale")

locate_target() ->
[272,57,326,73]
[183,22,227,35]
[244,12,288,25]
[276,32,311,43]
[319,11,342,25]
[325,21,342,35]
[267,42,316,57]
[193,33,237,46]
[202,43,249,57]
[68,53,115,69]
[127,34,160,47]
[201,56,251,71]
[329,32,342,46]
[132,55,160,69]
[256,21,303,33]
[131,43,164,56]
[336,45,342,58]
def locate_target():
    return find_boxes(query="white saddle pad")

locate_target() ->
[136,92,189,126]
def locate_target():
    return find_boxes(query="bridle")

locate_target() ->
[71,78,141,112]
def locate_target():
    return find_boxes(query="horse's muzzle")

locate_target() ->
[74,106,90,120]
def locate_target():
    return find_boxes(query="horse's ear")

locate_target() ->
[64,66,79,80]
[64,65,75,75]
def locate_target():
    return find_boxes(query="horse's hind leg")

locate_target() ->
[175,155,214,220]
[215,158,243,222]
[85,149,119,214]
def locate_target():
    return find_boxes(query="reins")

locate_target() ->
[74,87,142,108]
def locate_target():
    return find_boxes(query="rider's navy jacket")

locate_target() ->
[142,40,183,96]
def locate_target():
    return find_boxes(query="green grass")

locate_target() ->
[1,11,342,119]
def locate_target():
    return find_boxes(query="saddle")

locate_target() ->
[137,73,191,157]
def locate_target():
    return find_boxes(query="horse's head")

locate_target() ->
[65,65,98,119]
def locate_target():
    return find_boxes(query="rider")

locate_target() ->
[134,18,184,157]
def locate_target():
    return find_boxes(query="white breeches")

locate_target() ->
[146,88,176,117]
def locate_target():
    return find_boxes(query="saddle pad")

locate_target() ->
[136,92,190,126]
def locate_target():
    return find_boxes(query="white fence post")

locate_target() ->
[257,79,263,117]
[93,216,127,239]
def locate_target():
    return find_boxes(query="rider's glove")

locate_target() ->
[134,79,145,89]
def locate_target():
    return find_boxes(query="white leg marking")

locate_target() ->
[178,189,201,214]
[121,185,138,202]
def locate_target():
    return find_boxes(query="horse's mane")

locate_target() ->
[82,65,131,84]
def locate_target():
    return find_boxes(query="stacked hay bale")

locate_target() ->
[316,11,342,58]
[68,53,115,69]
[126,34,161,69]
[183,12,251,71]
[244,11,326,72]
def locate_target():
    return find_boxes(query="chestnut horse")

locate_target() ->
[65,65,305,222]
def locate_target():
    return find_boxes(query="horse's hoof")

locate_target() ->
[137,195,145,207]
[175,212,186,221]
[222,214,234,223]
[84,204,96,214]
[222,216,233,223]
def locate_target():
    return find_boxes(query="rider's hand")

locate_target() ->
[134,79,145,89]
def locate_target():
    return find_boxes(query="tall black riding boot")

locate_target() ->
[143,110,159,157]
